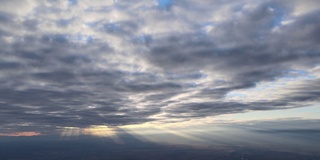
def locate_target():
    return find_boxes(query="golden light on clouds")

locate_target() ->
[83,125,117,137]
[0,132,41,137]
[59,125,117,138]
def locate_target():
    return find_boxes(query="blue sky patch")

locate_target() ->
[157,0,173,10]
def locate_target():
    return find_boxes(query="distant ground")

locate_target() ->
[0,134,319,160]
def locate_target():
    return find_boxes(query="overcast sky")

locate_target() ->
[0,0,319,136]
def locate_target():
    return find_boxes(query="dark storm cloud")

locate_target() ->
[0,0,319,133]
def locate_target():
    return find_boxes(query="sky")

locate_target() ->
[0,0,320,153]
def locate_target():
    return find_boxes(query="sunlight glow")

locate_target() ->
[83,125,117,137]
[60,125,117,138]
[0,132,41,137]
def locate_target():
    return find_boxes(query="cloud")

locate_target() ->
[0,0,319,132]
[0,131,41,137]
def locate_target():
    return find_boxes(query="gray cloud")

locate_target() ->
[0,0,319,133]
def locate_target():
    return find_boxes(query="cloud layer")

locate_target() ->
[0,0,319,132]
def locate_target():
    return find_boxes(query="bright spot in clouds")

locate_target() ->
[83,126,117,137]
[0,132,41,137]
[59,126,116,138]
